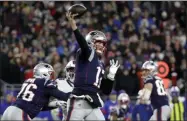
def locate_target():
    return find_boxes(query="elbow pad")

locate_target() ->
[142,88,151,100]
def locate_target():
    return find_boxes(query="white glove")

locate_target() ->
[48,100,67,108]
[107,59,120,81]
[56,101,67,108]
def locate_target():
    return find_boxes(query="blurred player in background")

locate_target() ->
[108,92,132,121]
[66,11,120,120]
[138,61,171,121]
[169,86,185,102]
[102,90,118,120]
[1,63,70,120]
[169,86,185,121]
[49,60,75,120]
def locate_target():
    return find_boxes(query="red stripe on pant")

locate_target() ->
[22,111,30,121]
[157,108,162,121]
[66,98,75,121]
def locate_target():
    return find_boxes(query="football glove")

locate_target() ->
[107,59,120,81]
[48,99,67,108]
[56,101,67,108]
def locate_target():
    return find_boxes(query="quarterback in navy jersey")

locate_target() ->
[138,61,171,121]
[1,63,70,120]
[66,12,120,120]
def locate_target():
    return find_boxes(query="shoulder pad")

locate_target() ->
[35,78,46,82]
[45,80,57,89]
[155,76,161,80]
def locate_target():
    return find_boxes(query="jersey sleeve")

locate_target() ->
[41,105,57,111]
[44,80,58,89]
[44,80,70,101]
[144,76,154,84]
[100,78,114,95]
[73,29,91,59]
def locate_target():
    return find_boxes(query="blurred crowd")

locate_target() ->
[0,0,186,103]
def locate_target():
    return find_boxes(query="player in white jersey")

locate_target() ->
[49,60,75,120]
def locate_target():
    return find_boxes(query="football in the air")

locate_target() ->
[68,4,87,18]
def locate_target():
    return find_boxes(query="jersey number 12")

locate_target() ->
[17,83,37,101]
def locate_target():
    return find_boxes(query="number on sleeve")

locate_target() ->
[94,66,104,88]
[17,83,37,101]
[155,80,166,96]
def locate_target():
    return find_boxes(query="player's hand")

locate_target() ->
[56,101,67,108]
[137,89,144,99]
[66,11,78,30]
[107,59,120,81]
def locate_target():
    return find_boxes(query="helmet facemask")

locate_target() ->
[93,40,107,56]
[119,96,129,110]
[118,93,130,111]
[85,31,107,56]
[66,67,75,82]
[141,61,158,79]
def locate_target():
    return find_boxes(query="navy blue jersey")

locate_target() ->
[144,76,169,109]
[70,29,115,108]
[73,48,105,94]
[13,78,70,119]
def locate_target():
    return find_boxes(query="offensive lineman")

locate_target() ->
[138,61,171,121]
[1,63,70,120]
[49,60,75,120]
[66,12,120,120]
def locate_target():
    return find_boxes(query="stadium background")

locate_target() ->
[0,1,186,120]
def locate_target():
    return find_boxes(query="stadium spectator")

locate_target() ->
[170,86,185,121]
[0,90,17,118]
[102,90,118,121]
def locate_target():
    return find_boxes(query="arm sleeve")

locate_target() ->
[73,29,91,59]
[41,105,57,111]
[100,78,114,95]
[47,89,70,101]
[45,80,70,101]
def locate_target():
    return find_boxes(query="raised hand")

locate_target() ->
[66,11,78,30]
[107,59,120,81]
